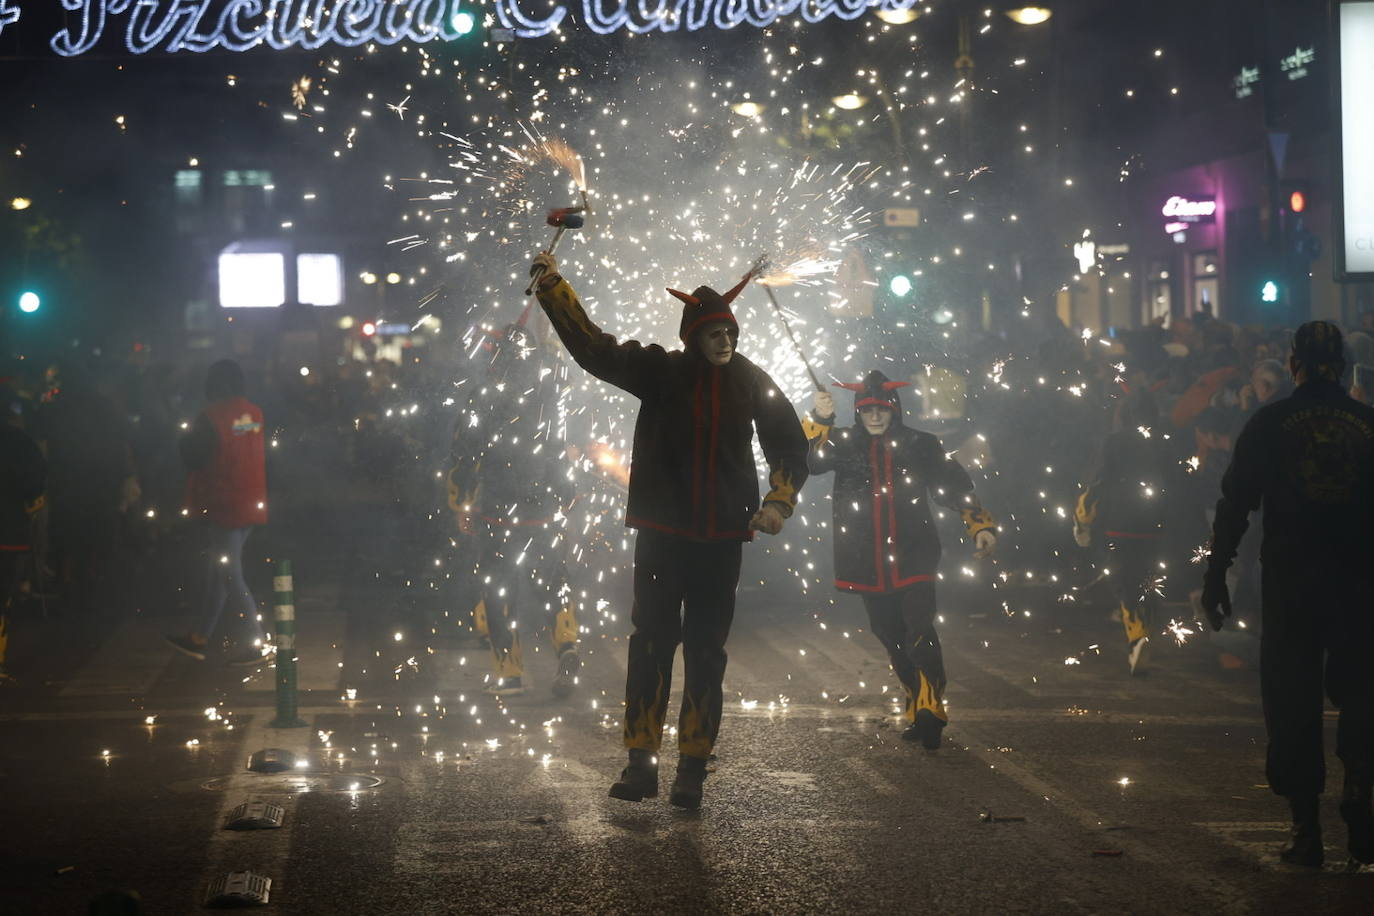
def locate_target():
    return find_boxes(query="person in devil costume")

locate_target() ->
[804,371,996,749]
[529,251,808,809]
[447,320,581,698]
[1073,388,1173,676]
[1202,321,1374,869]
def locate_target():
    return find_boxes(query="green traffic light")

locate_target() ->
[1260,280,1279,304]
[452,8,475,33]
[18,291,40,313]
[889,274,913,297]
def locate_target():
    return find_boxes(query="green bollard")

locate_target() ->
[269,559,306,728]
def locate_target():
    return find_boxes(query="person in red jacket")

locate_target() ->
[165,360,269,666]
[531,251,809,810]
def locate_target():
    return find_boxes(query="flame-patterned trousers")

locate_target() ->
[622,529,743,760]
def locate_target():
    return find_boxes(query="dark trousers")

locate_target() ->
[861,582,947,724]
[1260,563,1374,798]
[1105,539,1163,643]
[477,525,575,655]
[623,530,743,759]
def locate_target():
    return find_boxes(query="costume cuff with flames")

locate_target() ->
[959,501,996,540]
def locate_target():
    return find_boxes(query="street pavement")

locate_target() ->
[2,541,1372,915]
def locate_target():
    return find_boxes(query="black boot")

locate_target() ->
[608,749,658,802]
[669,755,708,810]
[1279,795,1323,867]
[1340,768,1374,865]
[901,710,945,750]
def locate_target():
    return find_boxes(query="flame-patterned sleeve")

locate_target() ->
[753,369,810,517]
[534,274,668,398]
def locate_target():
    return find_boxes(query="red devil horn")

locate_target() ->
[833,382,865,392]
[881,381,910,390]
[721,272,753,305]
[666,288,700,306]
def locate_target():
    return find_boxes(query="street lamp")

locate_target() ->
[876,8,919,24]
[10,197,31,211]
[1004,6,1052,25]
[833,94,868,110]
[731,101,764,117]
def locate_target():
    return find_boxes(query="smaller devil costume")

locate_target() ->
[806,370,995,747]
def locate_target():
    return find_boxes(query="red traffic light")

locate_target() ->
[1289,190,1307,214]
[361,321,377,336]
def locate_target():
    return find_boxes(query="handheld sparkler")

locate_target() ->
[757,270,827,392]
[525,205,586,295]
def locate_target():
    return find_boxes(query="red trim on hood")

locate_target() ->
[855,398,897,410]
[680,311,738,343]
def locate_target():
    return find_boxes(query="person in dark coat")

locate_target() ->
[1074,388,1173,675]
[804,371,996,749]
[165,360,269,666]
[1202,321,1374,868]
[447,321,581,699]
[531,250,809,809]
[0,385,46,683]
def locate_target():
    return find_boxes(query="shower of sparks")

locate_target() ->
[291,76,312,110]
[1166,618,1195,647]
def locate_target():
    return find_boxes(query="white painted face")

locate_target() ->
[859,404,893,435]
[698,322,736,366]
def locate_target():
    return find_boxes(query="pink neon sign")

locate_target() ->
[1161,196,1217,221]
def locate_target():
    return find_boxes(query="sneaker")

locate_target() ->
[226,645,271,668]
[1341,799,1374,865]
[1279,824,1324,867]
[608,750,658,802]
[1128,637,1150,676]
[669,756,708,810]
[902,710,945,750]
[165,634,208,661]
[482,676,528,697]
[551,649,580,699]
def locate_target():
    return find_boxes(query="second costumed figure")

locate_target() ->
[805,371,997,748]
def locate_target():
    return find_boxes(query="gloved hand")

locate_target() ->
[1200,572,1231,631]
[813,389,835,420]
[974,528,997,559]
[1072,519,1091,548]
[530,251,559,282]
[749,503,785,535]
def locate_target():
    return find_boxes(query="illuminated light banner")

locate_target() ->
[0,0,923,55]
[1337,1,1374,279]
[497,0,920,38]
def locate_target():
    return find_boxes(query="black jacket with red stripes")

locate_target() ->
[535,275,808,541]
[806,414,994,593]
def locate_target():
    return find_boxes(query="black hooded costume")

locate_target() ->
[534,264,808,778]
[447,321,579,695]
[805,370,995,747]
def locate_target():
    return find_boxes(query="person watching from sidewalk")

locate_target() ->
[804,373,996,749]
[0,384,46,684]
[1202,320,1374,869]
[530,250,809,810]
[165,360,269,667]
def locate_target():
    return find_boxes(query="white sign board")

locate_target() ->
[1339,2,1374,277]
[884,208,921,227]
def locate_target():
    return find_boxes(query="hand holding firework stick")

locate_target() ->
[525,206,585,295]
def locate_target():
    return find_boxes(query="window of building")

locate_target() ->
[1192,250,1220,318]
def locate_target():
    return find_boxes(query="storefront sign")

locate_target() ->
[1232,65,1260,99]
[0,0,923,54]
[1280,45,1316,81]
[1337,2,1374,277]
[1160,196,1216,223]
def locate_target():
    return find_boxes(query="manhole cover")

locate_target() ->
[202,773,384,793]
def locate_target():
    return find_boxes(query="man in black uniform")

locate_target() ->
[448,322,581,698]
[1074,389,1173,675]
[531,251,808,809]
[1202,321,1374,868]
[804,372,996,749]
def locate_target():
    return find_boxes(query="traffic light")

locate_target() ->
[1260,280,1280,304]
[451,4,475,34]
[889,274,913,297]
[17,290,40,313]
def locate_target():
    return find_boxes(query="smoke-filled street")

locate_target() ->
[6,0,1374,911]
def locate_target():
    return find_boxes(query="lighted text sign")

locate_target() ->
[1280,45,1316,81]
[1338,2,1374,276]
[1160,196,1216,223]
[1232,65,1260,99]
[0,0,923,55]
